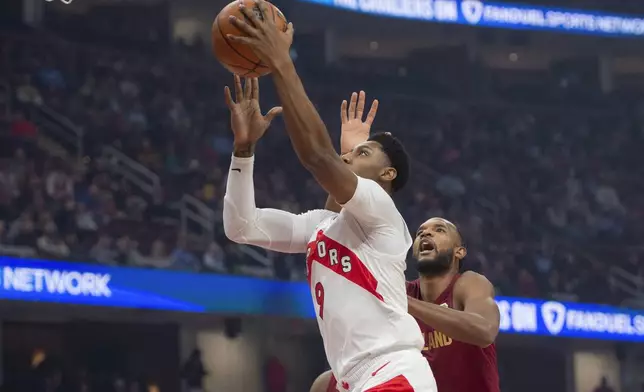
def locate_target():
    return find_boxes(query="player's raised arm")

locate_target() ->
[227,2,357,205]
[324,91,379,213]
[222,75,332,253]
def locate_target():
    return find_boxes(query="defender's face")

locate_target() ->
[413,218,460,276]
[341,141,391,183]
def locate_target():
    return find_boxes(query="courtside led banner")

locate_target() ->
[298,0,644,37]
[0,256,314,318]
[1,256,643,342]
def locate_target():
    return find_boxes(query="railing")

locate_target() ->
[609,266,644,306]
[178,194,275,268]
[239,244,274,267]
[26,100,272,267]
[33,104,84,161]
[179,194,217,243]
[101,146,160,195]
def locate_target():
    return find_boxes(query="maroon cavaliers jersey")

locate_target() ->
[406,275,500,392]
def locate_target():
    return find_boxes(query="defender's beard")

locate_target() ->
[416,248,454,277]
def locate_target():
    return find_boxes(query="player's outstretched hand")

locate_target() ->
[225,75,282,149]
[340,91,378,154]
[227,0,294,70]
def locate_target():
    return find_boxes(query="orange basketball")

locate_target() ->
[212,0,288,78]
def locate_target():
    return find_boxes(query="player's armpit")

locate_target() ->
[324,195,342,213]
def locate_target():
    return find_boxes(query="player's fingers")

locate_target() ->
[233,75,243,103]
[243,77,252,100]
[224,86,235,109]
[238,4,262,29]
[348,92,357,119]
[340,100,348,124]
[229,15,258,37]
[265,106,283,123]
[253,0,272,25]
[235,4,257,28]
[226,34,255,46]
[286,22,294,38]
[251,78,260,100]
[356,91,366,121]
[365,99,379,125]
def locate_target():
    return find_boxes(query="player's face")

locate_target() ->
[413,218,463,276]
[341,141,396,185]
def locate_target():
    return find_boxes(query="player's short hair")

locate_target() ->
[368,132,410,193]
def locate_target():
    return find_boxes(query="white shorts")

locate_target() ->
[338,349,437,392]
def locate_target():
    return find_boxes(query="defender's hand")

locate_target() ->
[227,0,294,70]
[224,75,282,152]
[340,91,378,154]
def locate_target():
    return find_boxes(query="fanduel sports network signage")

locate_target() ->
[299,0,644,38]
[497,298,644,342]
[0,256,314,318]
[1,256,643,342]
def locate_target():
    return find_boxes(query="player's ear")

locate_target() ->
[380,166,397,183]
[455,246,467,261]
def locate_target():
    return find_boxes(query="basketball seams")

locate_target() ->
[216,9,262,67]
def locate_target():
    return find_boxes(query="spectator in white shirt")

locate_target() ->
[203,241,226,273]
[46,170,74,201]
[90,235,117,265]
[37,222,70,259]
[75,203,98,231]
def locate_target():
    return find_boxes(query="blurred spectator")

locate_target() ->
[203,241,226,273]
[37,222,70,259]
[130,239,172,269]
[181,349,206,392]
[75,202,98,232]
[45,168,74,202]
[170,236,200,271]
[10,112,38,139]
[265,354,287,392]
[138,138,162,171]
[15,76,43,106]
[90,235,117,265]
[593,377,616,392]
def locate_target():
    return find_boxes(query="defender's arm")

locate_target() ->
[407,272,500,347]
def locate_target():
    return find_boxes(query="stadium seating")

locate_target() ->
[2,31,643,306]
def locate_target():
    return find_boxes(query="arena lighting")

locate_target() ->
[297,0,644,38]
[0,256,643,342]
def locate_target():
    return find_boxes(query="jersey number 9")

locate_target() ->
[315,281,325,319]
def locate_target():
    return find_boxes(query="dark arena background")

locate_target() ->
[1,0,644,390]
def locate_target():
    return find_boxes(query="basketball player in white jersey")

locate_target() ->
[222,20,436,392]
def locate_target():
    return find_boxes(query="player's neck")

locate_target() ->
[418,271,458,303]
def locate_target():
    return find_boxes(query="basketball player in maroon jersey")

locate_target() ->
[310,93,500,392]
[405,217,500,392]
[312,218,500,392]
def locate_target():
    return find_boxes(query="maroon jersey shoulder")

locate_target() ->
[406,279,420,297]
[412,274,500,392]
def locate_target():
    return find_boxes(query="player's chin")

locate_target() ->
[415,253,436,264]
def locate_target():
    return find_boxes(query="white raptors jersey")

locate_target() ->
[301,177,424,379]
[223,158,424,382]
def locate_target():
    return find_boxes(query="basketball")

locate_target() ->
[212,0,288,77]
